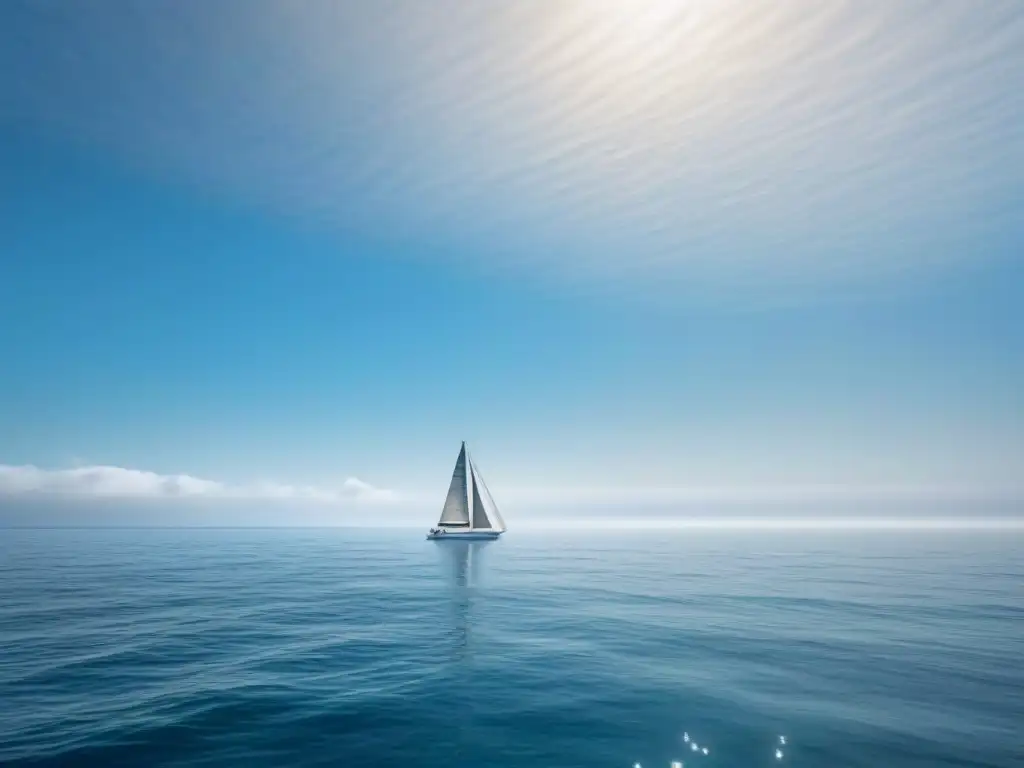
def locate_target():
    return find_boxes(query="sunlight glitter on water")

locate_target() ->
[636,730,790,767]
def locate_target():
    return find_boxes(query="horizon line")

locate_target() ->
[3,517,1023,532]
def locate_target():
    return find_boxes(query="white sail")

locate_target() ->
[438,443,470,526]
[470,469,491,529]
[468,455,506,532]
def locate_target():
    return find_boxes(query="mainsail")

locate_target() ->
[438,443,470,526]
[437,442,507,531]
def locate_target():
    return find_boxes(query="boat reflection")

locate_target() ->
[434,539,492,661]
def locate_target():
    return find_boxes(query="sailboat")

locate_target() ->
[427,442,507,540]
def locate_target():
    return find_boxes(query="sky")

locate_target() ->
[1,1,1022,526]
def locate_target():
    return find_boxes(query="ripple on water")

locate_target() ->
[0,528,1021,767]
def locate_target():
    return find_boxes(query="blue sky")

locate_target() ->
[1,2,1022,524]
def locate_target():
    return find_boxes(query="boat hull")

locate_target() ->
[427,529,503,540]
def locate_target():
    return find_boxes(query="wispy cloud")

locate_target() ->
[2,1,1021,301]
[0,464,398,504]
[1,467,1019,510]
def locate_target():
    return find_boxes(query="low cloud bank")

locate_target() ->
[0,464,397,504]
[2,465,1020,524]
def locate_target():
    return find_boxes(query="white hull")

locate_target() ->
[427,529,503,541]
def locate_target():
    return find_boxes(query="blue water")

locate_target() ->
[1,528,1021,767]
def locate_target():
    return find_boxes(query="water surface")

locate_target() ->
[1,527,1020,767]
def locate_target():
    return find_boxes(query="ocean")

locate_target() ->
[0,527,1020,767]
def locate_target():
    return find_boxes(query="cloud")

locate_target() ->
[0,464,398,504]
[1,467,1018,510]
[2,1,1021,301]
